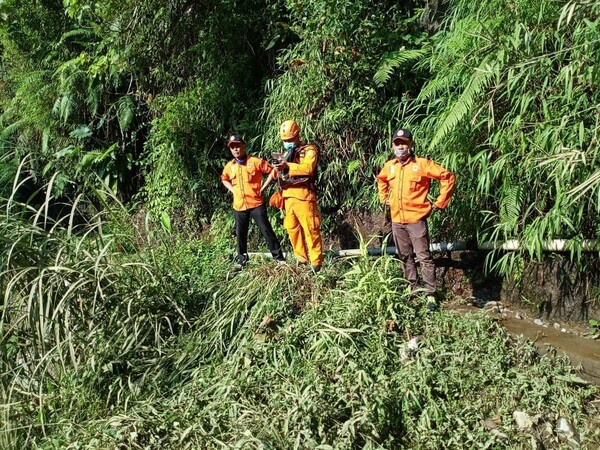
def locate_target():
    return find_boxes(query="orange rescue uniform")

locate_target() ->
[221,156,272,211]
[275,144,323,266]
[376,156,455,223]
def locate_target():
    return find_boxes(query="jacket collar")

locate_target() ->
[395,154,415,166]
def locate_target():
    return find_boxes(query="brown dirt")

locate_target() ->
[326,210,391,250]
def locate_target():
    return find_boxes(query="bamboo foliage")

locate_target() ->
[410,0,600,269]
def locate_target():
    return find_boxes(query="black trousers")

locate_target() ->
[233,203,284,264]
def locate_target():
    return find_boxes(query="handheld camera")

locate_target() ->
[270,152,284,165]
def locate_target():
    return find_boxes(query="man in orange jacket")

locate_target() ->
[221,135,285,269]
[271,120,324,272]
[377,128,455,310]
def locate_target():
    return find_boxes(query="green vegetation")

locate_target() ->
[2,0,600,448]
[1,0,598,262]
[2,182,599,448]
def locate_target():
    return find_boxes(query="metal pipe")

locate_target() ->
[248,239,599,258]
[477,239,600,252]
[335,241,469,257]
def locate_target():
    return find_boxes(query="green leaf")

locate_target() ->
[117,96,135,134]
[55,145,76,158]
[347,160,360,174]
[160,211,172,234]
[554,374,589,385]
[70,125,92,139]
[265,34,280,51]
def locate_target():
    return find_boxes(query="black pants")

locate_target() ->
[234,203,284,264]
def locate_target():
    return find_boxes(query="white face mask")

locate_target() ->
[395,149,410,159]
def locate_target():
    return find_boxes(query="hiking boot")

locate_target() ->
[310,265,322,274]
[233,253,248,271]
[426,295,439,312]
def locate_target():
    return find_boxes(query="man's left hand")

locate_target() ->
[273,161,288,170]
[431,204,441,212]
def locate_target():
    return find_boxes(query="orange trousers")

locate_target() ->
[283,197,324,266]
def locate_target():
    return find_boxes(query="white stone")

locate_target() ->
[407,337,420,352]
[557,417,581,449]
[557,417,575,437]
[513,411,533,430]
[490,429,508,440]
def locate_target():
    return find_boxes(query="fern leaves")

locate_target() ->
[428,60,498,150]
[117,96,135,134]
[373,47,429,87]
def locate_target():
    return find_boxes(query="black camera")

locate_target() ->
[270,152,284,165]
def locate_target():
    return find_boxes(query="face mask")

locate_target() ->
[283,142,297,151]
[395,149,410,159]
[234,155,247,164]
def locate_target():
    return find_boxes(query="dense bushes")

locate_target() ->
[2,191,599,447]
[2,1,598,260]
[412,0,600,269]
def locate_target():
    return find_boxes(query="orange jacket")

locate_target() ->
[377,155,455,224]
[275,144,318,202]
[221,156,272,211]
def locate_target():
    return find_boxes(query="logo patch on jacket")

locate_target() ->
[412,165,419,172]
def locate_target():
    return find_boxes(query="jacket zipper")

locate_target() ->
[398,162,404,223]
[239,161,248,210]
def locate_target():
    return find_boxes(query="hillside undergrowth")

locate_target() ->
[1,190,599,449]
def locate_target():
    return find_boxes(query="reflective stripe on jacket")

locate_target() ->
[376,156,455,224]
[275,144,318,202]
[221,156,272,211]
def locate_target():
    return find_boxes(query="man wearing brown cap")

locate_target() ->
[376,129,455,310]
[221,135,285,269]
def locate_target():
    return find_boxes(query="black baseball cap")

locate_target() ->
[392,128,413,143]
[227,135,245,147]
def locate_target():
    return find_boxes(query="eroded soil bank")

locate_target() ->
[330,211,600,324]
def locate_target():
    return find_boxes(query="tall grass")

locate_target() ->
[0,167,230,447]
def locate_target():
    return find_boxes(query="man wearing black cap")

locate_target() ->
[221,135,285,269]
[376,129,455,310]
